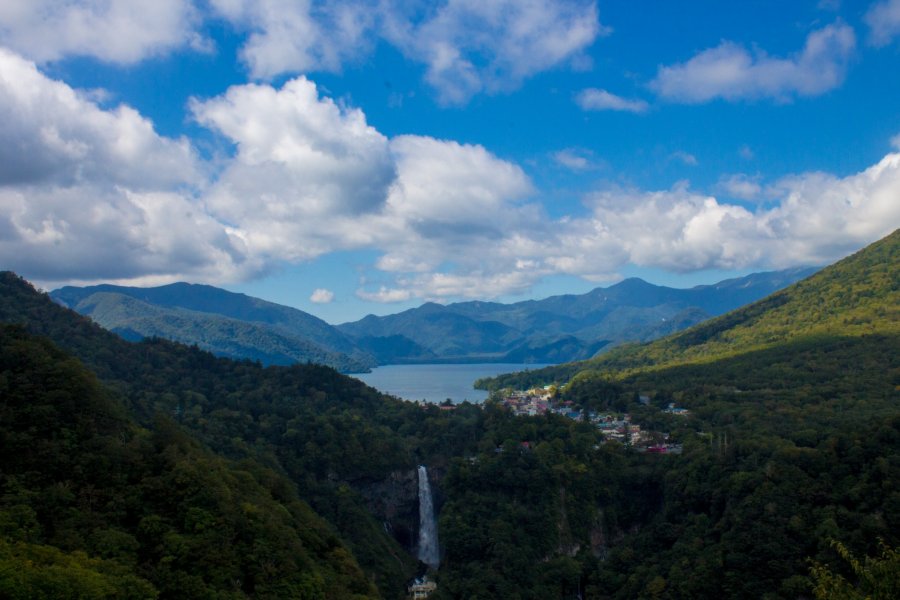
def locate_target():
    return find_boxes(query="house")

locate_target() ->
[409,578,437,599]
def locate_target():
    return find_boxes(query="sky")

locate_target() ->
[1,0,899,324]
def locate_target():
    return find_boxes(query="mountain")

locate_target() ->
[51,282,377,372]
[338,267,818,363]
[0,325,381,598]
[50,268,815,369]
[1,223,898,600]
[2,272,424,596]
[482,228,899,389]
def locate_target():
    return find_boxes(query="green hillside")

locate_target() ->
[1,226,898,600]
[484,228,899,390]
[67,290,371,372]
[338,268,816,363]
[1,273,423,597]
[0,325,378,599]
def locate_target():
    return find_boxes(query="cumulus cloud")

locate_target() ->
[386,0,604,104]
[310,288,334,303]
[0,49,200,189]
[209,0,374,79]
[651,23,856,103]
[0,49,248,286]
[575,88,648,112]
[0,185,254,284]
[191,76,396,261]
[865,0,900,46]
[4,48,897,304]
[669,151,699,166]
[891,133,900,150]
[209,0,603,101]
[361,150,900,300]
[717,174,763,201]
[0,0,203,64]
[553,148,601,171]
[577,154,900,272]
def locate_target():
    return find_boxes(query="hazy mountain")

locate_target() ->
[339,267,818,363]
[1,224,897,599]
[50,267,817,368]
[483,229,898,390]
[51,282,376,372]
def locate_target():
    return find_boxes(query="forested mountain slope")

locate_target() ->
[2,223,897,599]
[0,325,378,599]
[484,228,898,389]
[338,268,816,363]
[1,273,424,597]
[52,282,376,372]
[51,268,814,369]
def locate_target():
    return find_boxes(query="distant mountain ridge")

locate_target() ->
[482,228,899,390]
[337,267,818,363]
[50,267,816,368]
[52,282,378,372]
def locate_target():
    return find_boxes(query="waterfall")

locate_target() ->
[417,465,440,568]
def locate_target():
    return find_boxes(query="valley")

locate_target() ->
[0,229,897,598]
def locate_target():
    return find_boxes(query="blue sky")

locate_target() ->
[1,0,899,323]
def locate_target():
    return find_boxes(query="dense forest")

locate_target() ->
[0,229,898,598]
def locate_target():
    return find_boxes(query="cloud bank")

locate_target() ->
[576,88,648,113]
[0,0,204,64]
[651,23,855,103]
[1,50,897,302]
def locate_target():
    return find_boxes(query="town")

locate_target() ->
[497,387,687,454]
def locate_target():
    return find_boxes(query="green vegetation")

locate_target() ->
[51,288,373,372]
[483,228,898,391]
[337,268,816,364]
[0,229,897,598]
[0,325,378,598]
[810,541,900,600]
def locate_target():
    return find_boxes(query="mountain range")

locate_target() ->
[483,228,899,391]
[51,267,817,370]
[0,228,897,598]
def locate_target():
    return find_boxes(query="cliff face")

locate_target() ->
[360,469,419,551]
[359,467,446,556]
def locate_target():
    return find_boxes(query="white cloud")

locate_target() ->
[0,0,203,64]
[553,148,600,171]
[363,150,900,299]
[209,0,374,79]
[4,48,898,304]
[578,154,900,272]
[386,135,532,229]
[356,286,412,303]
[0,49,245,286]
[669,151,698,166]
[210,0,603,101]
[310,288,334,303]
[891,133,900,150]
[0,184,255,286]
[384,0,605,104]
[651,23,856,103]
[717,174,763,201]
[866,0,900,46]
[191,76,396,261]
[575,88,648,112]
[0,49,200,189]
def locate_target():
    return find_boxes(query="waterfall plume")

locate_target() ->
[417,465,439,568]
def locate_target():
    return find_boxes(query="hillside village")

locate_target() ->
[498,387,687,454]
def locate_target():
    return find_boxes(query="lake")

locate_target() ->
[352,363,551,404]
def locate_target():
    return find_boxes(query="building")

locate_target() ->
[408,577,437,599]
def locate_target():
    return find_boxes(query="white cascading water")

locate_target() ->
[416,465,440,568]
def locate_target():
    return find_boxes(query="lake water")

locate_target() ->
[353,363,551,404]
